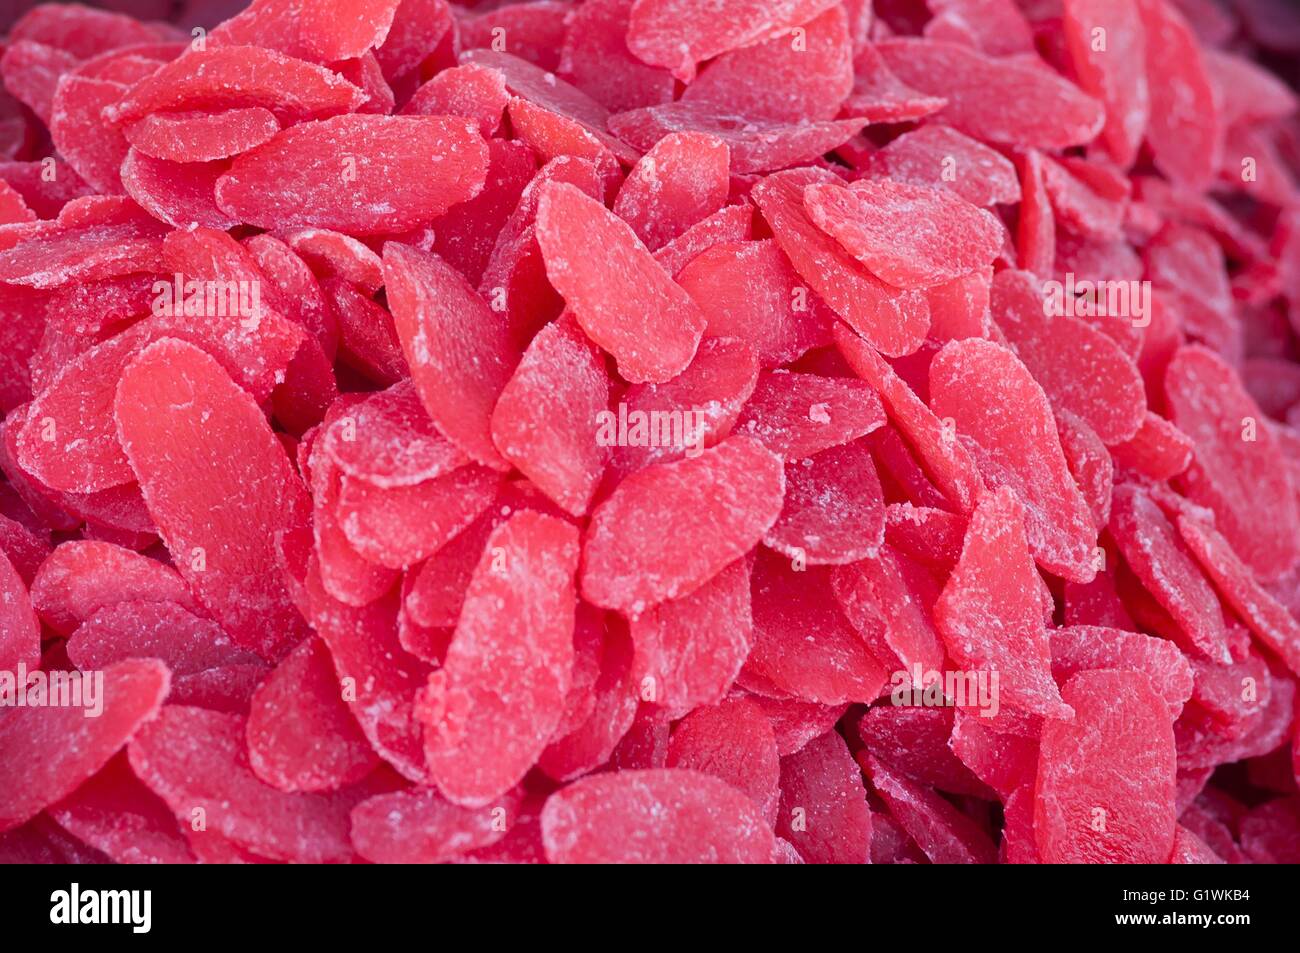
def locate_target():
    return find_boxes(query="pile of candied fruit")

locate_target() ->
[3,0,1300,864]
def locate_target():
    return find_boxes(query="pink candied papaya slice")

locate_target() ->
[421,511,580,806]
[934,487,1073,719]
[803,178,1003,290]
[855,707,990,797]
[929,338,1098,582]
[113,338,311,661]
[350,785,523,864]
[0,659,170,832]
[119,149,239,231]
[1062,0,1149,167]
[625,0,840,82]
[383,242,516,470]
[664,697,781,824]
[299,0,402,61]
[123,108,281,164]
[775,729,872,864]
[675,241,833,368]
[127,705,362,863]
[1108,483,1231,663]
[558,0,676,114]
[764,439,885,565]
[863,754,997,864]
[540,768,775,863]
[1049,625,1194,720]
[750,168,930,356]
[29,540,192,636]
[865,124,1020,208]
[612,132,729,251]
[1108,411,1193,481]
[580,435,784,615]
[742,548,889,705]
[0,549,39,672]
[104,46,367,126]
[246,636,381,793]
[875,38,1105,151]
[536,181,705,384]
[490,315,610,516]
[215,115,489,234]
[1164,345,1300,581]
[734,369,885,461]
[992,269,1146,444]
[1034,669,1178,863]
[630,557,753,718]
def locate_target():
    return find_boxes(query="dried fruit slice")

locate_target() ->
[30,540,191,636]
[1062,0,1149,167]
[625,0,840,82]
[775,730,871,863]
[540,768,775,863]
[1034,669,1177,863]
[735,370,885,461]
[114,339,311,661]
[612,132,729,251]
[0,549,39,672]
[1138,0,1219,190]
[930,338,1097,581]
[1108,483,1230,663]
[581,436,784,615]
[128,705,361,863]
[216,115,489,233]
[0,659,169,832]
[934,487,1073,719]
[1050,625,1194,720]
[350,785,522,864]
[865,124,1020,208]
[537,182,705,383]
[764,439,885,565]
[665,697,780,824]
[384,242,516,470]
[804,179,1003,289]
[992,269,1146,444]
[876,38,1105,150]
[124,108,282,164]
[490,316,609,516]
[246,637,380,793]
[751,168,929,357]
[422,511,580,806]
[630,558,752,717]
[863,754,997,863]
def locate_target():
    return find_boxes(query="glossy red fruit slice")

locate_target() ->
[775,730,872,863]
[665,697,780,824]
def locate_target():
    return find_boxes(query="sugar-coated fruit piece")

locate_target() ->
[876,38,1105,150]
[1050,625,1194,721]
[128,705,363,863]
[47,753,195,865]
[1062,0,1149,167]
[581,436,784,615]
[750,168,930,356]
[537,182,705,384]
[216,115,489,234]
[1108,484,1230,663]
[679,6,852,123]
[735,370,885,460]
[930,339,1098,582]
[558,0,675,113]
[676,241,833,367]
[1055,411,1113,531]
[934,487,1073,720]
[0,549,39,672]
[625,0,840,82]
[0,659,170,833]
[775,730,872,863]
[1108,411,1193,481]
[992,270,1146,444]
[350,785,523,864]
[422,511,579,806]
[804,179,1003,290]
[124,108,282,164]
[665,697,781,824]
[490,316,610,516]
[612,132,729,251]
[833,546,947,674]
[30,540,192,636]
[1165,345,1300,582]
[298,0,402,61]
[764,439,885,565]
[630,558,752,718]
[119,150,239,230]
[856,707,991,797]
[863,754,997,863]
[384,242,516,469]
[402,62,509,134]
[49,76,133,194]
[104,46,366,126]
[742,549,889,705]
[1137,0,1219,191]
[114,339,311,661]
[540,768,776,863]
[865,124,1020,208]
[246,637,380,793]
[1034,669,1177,863]
[63,599,258,675]
[842,42,948,124]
